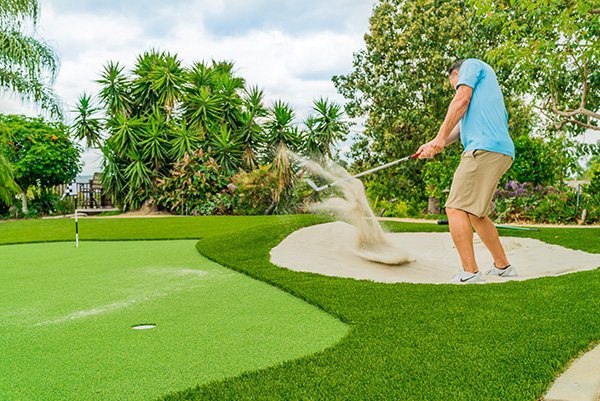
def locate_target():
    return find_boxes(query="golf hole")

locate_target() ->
[132,324,156,330]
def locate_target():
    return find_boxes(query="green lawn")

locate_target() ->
[0,216,598,400]
[0,224,347,400]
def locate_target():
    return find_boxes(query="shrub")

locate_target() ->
[501,135,564,186]
[372,196,409,218]
[231,165,316,215]
[422,151,461,206]
[154,149,234,215]
[230,165,277,215]
[490,180,598,224]
[587,160,600,194]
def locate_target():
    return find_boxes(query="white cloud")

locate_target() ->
[1,0,373,174]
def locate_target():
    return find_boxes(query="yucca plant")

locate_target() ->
[100,144,126,204]
[130,50,162,113]
[148,52,186,121]
[184,86,223,132]
[92,50,339,214]
[265,101,302,205]
[123,151,153,209]
[139,109,171,171]
[217,74,245,128]
[304,98,348,161]
[107,113,143,157]
[209,124,243,174]
[96,61,132,118]
[186,61,216,89]
[170,118,202,160]
[239,86,267,170]
[303,115,321,160]
[71,93,103,148]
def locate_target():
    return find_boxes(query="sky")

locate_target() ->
[0,0,376,175]
[2,0,597,176]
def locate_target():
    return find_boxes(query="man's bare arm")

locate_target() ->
[417,86,472,158]
[445,123,460,145]
[436,85,472,143]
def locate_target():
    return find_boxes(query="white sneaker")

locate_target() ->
[450,270,485,284]
[486,263,518,277]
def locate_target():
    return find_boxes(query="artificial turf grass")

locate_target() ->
[0,240,347,401]
[1,216,599,400]
[0,214,324,245]
[159,218,600,401]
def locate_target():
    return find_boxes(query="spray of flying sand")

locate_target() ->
[296,155,414,265]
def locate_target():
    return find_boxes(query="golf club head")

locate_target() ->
[305,178,328,192]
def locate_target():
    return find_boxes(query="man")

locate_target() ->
[417,58,516,284]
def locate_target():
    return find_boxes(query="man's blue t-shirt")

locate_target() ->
[456,58,515,158]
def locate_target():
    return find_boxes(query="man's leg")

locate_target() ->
[469,214,510,268]
[446,207,478,273]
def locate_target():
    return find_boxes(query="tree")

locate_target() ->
[90,49,345,213]
[209,124,243,173]
[264,101,302,206]
[96,61,132,119]
[303,98,348,161]
[131,50,186,121]
[0,0,62,117]
[239,86,267,170]
[71,93,103,148]
[94,54,254,210]
[334,0,503,205]
[0,114,81,214]
[0,153,19,205]
[470,0,599,132]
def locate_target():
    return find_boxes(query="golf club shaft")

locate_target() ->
[320,153,419,190]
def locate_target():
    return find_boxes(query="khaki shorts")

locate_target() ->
[445,149,513,217]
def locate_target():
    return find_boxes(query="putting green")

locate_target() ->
[0,240,348,400]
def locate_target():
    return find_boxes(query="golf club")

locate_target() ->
[306,151,421,192]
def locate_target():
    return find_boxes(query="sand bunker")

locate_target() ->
[270,222,600,284]
[299,156,413,265]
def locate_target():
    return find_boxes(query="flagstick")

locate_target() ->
[75,209,79,248]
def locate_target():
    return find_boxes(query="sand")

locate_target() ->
[270,221,600,284]
[299,156,413,265]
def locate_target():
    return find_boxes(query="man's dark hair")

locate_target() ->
[447,59,464,76]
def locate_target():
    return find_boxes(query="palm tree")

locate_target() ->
[0,153,19,205]
[71,93,103,148]
[0,0,61,117]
